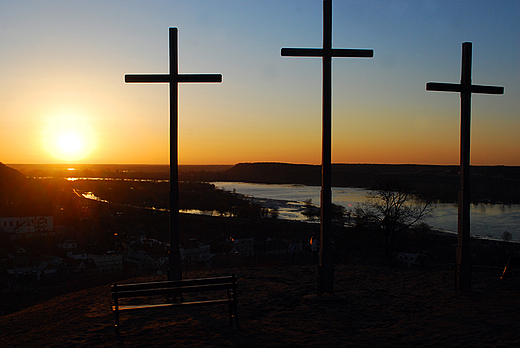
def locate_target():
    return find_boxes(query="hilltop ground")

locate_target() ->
[1,264,519,348]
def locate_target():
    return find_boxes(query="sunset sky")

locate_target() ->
[1,0,518,165]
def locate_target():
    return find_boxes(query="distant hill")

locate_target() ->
[220,162,320,185]
[0,162,27,207]
[0,163,54,216]
[0,162,26,185]
[209,162,520,204]
[4,162,520,204]
[217,162,458,187]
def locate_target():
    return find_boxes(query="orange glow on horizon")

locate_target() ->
[42,112,96,163]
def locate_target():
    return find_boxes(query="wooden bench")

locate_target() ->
[111,275,239,335]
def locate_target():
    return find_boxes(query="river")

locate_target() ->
[214,182,520,242]
[72,176,519,241]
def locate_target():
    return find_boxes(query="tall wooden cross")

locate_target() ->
[281,0,373,295]
[125,27,222,281]
[426,42,504,290]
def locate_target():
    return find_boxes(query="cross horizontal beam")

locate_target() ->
[281,48,373,58]
[426,82,504,94]
[125,74,222,83]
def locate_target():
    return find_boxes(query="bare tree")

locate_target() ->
[354,180,432,265]
[501,231,512,243]
[302,199,320,221]
[302,198,348,224]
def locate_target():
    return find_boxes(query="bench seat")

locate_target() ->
[111,275,239,335]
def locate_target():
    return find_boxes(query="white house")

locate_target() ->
[397,252,419,268]
[67,251,123,274]
[61,239,78,250]
[0,216,54,238]
[180,243,214,261]
[233,238,255,257]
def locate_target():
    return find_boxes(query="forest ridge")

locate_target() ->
[184,163,520,204]
[6,162,520,204]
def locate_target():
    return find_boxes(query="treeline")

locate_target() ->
[0,163,271,220]
[5,162,520,205]
[70,180,273,218]
[186,162,520,204]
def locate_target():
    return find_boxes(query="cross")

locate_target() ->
[125,27,222,281]
[281,0,373,295]
[426,42,504,290]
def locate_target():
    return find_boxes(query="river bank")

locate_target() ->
[209,163,520,205]
[10,162,520,204]
[214,181,520,242]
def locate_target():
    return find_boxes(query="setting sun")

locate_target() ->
[43,113,95,162]
[0,1,517,166]
[58,132,83,154]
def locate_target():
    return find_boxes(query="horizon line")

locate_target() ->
[4,162,520,168]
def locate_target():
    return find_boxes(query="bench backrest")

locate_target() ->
[112,275,237,299]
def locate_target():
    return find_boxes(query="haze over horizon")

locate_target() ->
[1,1,519,166]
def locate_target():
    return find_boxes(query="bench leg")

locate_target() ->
[227,289,233,326]
[228,289,239,329]
[114,309,120,336]
[233,301,240,329]
[228,301,239,328]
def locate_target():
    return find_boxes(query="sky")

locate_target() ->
[1,0,519,166]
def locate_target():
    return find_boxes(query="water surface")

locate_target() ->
[214,182,520,241]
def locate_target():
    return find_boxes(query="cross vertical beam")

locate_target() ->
[282,0,373,295]
[459,43,472,292]
[426,42,504,290]
[170,28,181,283]
[125,27,222,281]
[321,0,333,298]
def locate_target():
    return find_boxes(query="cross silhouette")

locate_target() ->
[125,27,222,281]
[427,42,504,290]
[282,0,373,295]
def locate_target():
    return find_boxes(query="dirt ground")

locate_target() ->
[1,264,519,347]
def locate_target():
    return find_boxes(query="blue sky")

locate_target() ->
[1,0,518,165]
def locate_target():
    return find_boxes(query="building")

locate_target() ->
[0,216,55,239]
[6,248,65,282]
[232,238,255,257]
[180,240,214,261]
[60,239,78,250]
[66,251,124,275]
